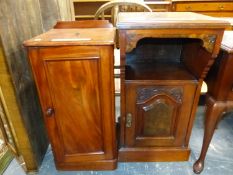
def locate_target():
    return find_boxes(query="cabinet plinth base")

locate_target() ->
[55,159,117,171]
[118,147,190,162]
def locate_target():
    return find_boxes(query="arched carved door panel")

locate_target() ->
[137,93,180,137]
[125,83,196,147]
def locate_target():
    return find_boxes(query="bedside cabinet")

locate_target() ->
[24,28,117,170]
[116,12,228,162]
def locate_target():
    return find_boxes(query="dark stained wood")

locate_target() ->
[116,28,225,57]
[119,30,127,147]
[53,20,113,29]
[124,81,197,148]
[119,147,190,162]
[46,57,104,155]
[193,95,233,174]
[125,62,196,80]
[182,43,215,79]
[125,37,198,81]
[25,28,117,170]
[205,31,233,100]
[117,12,225,162]
[193,31,233,174]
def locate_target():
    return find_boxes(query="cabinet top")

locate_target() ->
[24,28,115,47]
[221,31,233,53]
[116,12,230,29]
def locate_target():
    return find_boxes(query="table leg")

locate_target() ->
[193,95,225,174]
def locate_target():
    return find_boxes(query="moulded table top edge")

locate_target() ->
[116,12,230,29]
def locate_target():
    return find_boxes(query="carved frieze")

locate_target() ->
[126,33,216,54]
[137,86,183,104]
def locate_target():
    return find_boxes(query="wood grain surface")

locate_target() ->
[116,12,230,29]
[24,28,116,47]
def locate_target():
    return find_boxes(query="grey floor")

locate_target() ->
[3,106,233,175]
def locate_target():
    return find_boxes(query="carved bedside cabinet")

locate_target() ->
[116,12,228,162]
[193,31,233,174]
[24,28,117,170]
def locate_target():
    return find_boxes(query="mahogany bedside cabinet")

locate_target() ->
[193,31,233,173]
[116,12,228,162]
[24,28,117,170]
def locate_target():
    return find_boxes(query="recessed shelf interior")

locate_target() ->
[125,37,202,81]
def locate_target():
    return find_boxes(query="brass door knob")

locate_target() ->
[46,107,54,117]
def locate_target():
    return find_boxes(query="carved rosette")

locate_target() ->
[137,86,183,104]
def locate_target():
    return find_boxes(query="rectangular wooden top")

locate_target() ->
[116,12,230,29]
[221,31,233,53]
[24,28,115,47]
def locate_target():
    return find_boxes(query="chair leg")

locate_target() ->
[193,95,225,174]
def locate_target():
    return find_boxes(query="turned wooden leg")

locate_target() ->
[193,95,225,174]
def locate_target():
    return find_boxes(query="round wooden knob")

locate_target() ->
[46,108,54,117]
[219,5,224,10]
[185,6,192,11]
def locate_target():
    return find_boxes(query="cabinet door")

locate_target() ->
[28,46,115,167]
[125,82,196,147]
